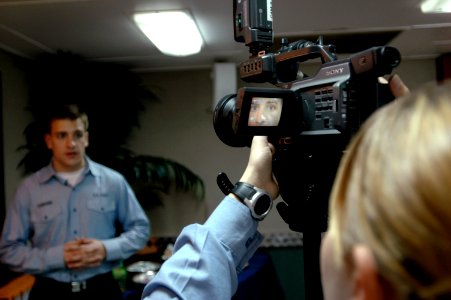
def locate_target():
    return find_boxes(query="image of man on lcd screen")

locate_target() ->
[248,97,282,127]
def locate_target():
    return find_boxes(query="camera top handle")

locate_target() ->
[239,38,338,84]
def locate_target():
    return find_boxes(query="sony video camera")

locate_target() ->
[213,0,401,233]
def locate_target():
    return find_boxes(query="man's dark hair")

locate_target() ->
[44,104,89,133]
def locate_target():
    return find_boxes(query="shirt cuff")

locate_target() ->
[102,238,122,261]
[45,244,66,270]
[204,196,263,271]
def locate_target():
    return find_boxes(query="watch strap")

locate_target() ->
[216,172,234,195]
[232,182,273,220]
[216,172,272,221]
[230,182,257,202]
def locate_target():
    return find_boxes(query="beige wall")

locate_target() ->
[1,49,439,236]
[0,51,32,210]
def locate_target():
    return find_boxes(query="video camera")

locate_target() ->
[213,0,401,230]
[214,0,401,148]
[213,2,401,297]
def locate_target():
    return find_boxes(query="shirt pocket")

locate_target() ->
[30,201,62,223]
[87,197,115,213]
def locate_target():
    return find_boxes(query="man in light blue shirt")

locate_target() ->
[0,105,150,300]
[142,136,278,299]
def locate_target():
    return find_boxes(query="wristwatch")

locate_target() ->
[232,182,273,220]
[217,172,273,221]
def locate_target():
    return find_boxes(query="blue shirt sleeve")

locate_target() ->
[142,196,263,300]
[0,182,67,273]
[101,178,150,261]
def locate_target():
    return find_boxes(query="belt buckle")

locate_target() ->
[71,281,87,292]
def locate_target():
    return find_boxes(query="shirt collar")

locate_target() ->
[37,156,99,184]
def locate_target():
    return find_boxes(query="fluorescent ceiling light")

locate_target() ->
[421,0,451,13]
[134,11,203,57]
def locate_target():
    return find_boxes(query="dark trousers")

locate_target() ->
[29,272,123,300]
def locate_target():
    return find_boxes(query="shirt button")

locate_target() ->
[73,208,77,212]
[73,230,78,235]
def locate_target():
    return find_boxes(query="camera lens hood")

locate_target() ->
[213,94,251,147]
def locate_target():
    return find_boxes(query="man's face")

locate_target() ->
[248,97,282,126]
[45,118,89,172]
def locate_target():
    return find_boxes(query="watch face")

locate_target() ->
[231,182,273,220]
[254,194,272,215]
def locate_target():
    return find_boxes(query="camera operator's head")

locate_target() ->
[322,81,451,300]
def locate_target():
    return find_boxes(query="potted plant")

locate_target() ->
[17,51,204,209]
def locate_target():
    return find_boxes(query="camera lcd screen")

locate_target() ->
[248,97,283,127]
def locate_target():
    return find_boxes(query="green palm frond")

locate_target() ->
[109,148,205,209]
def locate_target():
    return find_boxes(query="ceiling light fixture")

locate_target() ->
[133,11,203,57]
[421,0,451,13]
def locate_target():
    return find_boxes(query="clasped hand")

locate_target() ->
[64,238,106,269]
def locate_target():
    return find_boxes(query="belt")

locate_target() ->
[35,272,115,293]
[70,280,87,293]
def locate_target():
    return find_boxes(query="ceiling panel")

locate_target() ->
[0,0,449,71]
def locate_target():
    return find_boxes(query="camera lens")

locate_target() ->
[213,94,251,147]
[380,47,401,69]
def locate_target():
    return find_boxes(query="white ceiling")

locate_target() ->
[0,0,450,72]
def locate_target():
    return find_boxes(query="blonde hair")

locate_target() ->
[328,81,451,299]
